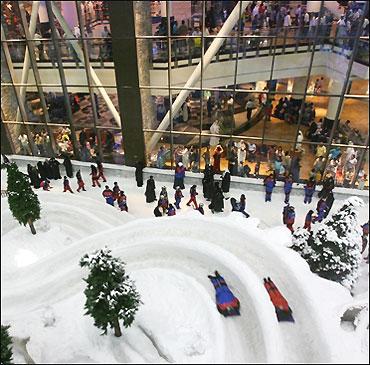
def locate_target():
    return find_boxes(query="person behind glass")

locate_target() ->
[186,185,198,209]
[254,160,261,178]
[283,174,294,204]
[213,144,224,174]
[174,186,184,209]
[76,169,86,192]
[90,164,101,187]
[228,146,238,176]
[63,176,74,194]
[156,146,167,169]
[304,210,314,231]
[102,185,114,206]
[202,145,211,166]
[304,177,316,204]
[245,99,255,121]
[167,204,176,216]
[18,132,32,155]
[117,191,128,212]
[264,173,276,202]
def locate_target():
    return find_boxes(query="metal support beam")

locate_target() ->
[147,1,250,152]
[15,1,40,124]
[50,1,121,127]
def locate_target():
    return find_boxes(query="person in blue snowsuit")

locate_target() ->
[264,174,276,202]
[173,162,186,190]
[283,174,294,204]
[304,177,316,204]
[208,271,240,316]
[314,199,328,223]
[174,186,184,209]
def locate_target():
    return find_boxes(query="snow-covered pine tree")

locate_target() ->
[80,247,141,337]
[1,324,13,365]
[1,162,40,235]
[291,227,314,259]
[306,197,364,289]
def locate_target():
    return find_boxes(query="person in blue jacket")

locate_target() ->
[102,185,114,206]
[264,173,276,202]
[283,174,294,204]
[174,186,184,209]
[304,177,316,204]
[167,204,176,216]
[313,199,328,223]
[208,271,240,316]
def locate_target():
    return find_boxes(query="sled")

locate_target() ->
[263,277,295,323]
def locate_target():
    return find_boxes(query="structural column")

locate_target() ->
[107,1,146,166]
[325,78,345,132]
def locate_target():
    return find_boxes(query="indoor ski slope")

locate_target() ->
[1,164,368,363]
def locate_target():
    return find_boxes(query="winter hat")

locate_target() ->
[178,162,183,167]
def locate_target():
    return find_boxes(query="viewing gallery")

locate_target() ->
[1,0,369,189]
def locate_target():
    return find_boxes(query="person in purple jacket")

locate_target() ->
[173,162,186,190]
[264,173,276,202]
[313,199,328,223]
[283,174,294,204]
[304,177,316,204]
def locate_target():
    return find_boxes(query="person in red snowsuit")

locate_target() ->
[40,179,51,191]
[90,165,101,187]
[117,191,128,212]
[76,169,86,192]
[186,185,198,209]
[63,176,74,193]
[97,161,107,182]
[112,182,120,201]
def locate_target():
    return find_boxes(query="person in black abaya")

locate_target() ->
[49,157,61,179]
[145,175,156,203]
[37,160,47,180]
[324,191,335,218]
[43,159,53,179]
[63,154,73,178]
[135,160,144,187]
[209,182,224,213]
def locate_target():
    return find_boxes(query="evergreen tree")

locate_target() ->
[1,325,13,365]
[1,162,40,235]
[80,247,141,337]
[291,197,363,289]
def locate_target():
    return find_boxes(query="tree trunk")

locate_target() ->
[28,219,36,235]
[112,317,122,337]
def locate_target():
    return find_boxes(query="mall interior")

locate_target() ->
[1,0,369,189]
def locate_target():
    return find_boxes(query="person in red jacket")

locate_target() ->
[102,185,114,206]
[76,169,86,192]
[63,176,74,193]
[112,181,120,201]
[304,210,314,231]
[186,185,198,209]
[117,191,128,212]
[97,161,107,182]
[90,165,101,187]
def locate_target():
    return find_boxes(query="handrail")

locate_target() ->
[1,190,9,198]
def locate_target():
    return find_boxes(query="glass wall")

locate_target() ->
[1,0,369,189]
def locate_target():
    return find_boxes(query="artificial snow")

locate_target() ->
[1,167,369,363]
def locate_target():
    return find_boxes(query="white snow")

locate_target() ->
[1,166,369,364]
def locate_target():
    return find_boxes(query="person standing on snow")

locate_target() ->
[283,174,294,204]
[145,176,156,203]
[221,169,231,199]
[264,173,276,202]
[209,182,224,213]
[112,182,121,201]
[324,191,335,218]
[285,206,295,233]
[304,210,314,231]
[90,165,101,187]
[62,154,74,178]
[159,194,169,215]
[304,177,316,204]
[135,160,144,187]
[314,199,328,223]
[76,169,86,192]
[63,176,74,193]
[102,185,114,206]
[97,161,107,182]
[174,186,184,209]
[173,162,186,190]
[117,191,128,212]
[318,174,334,199]
[186,185,198,209]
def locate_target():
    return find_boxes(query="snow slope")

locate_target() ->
[1,167,368,363]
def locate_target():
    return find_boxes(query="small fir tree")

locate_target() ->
[1,162,40,235]
[80,247,141,337]
[291,197,363,289]
[1,325,13,365]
